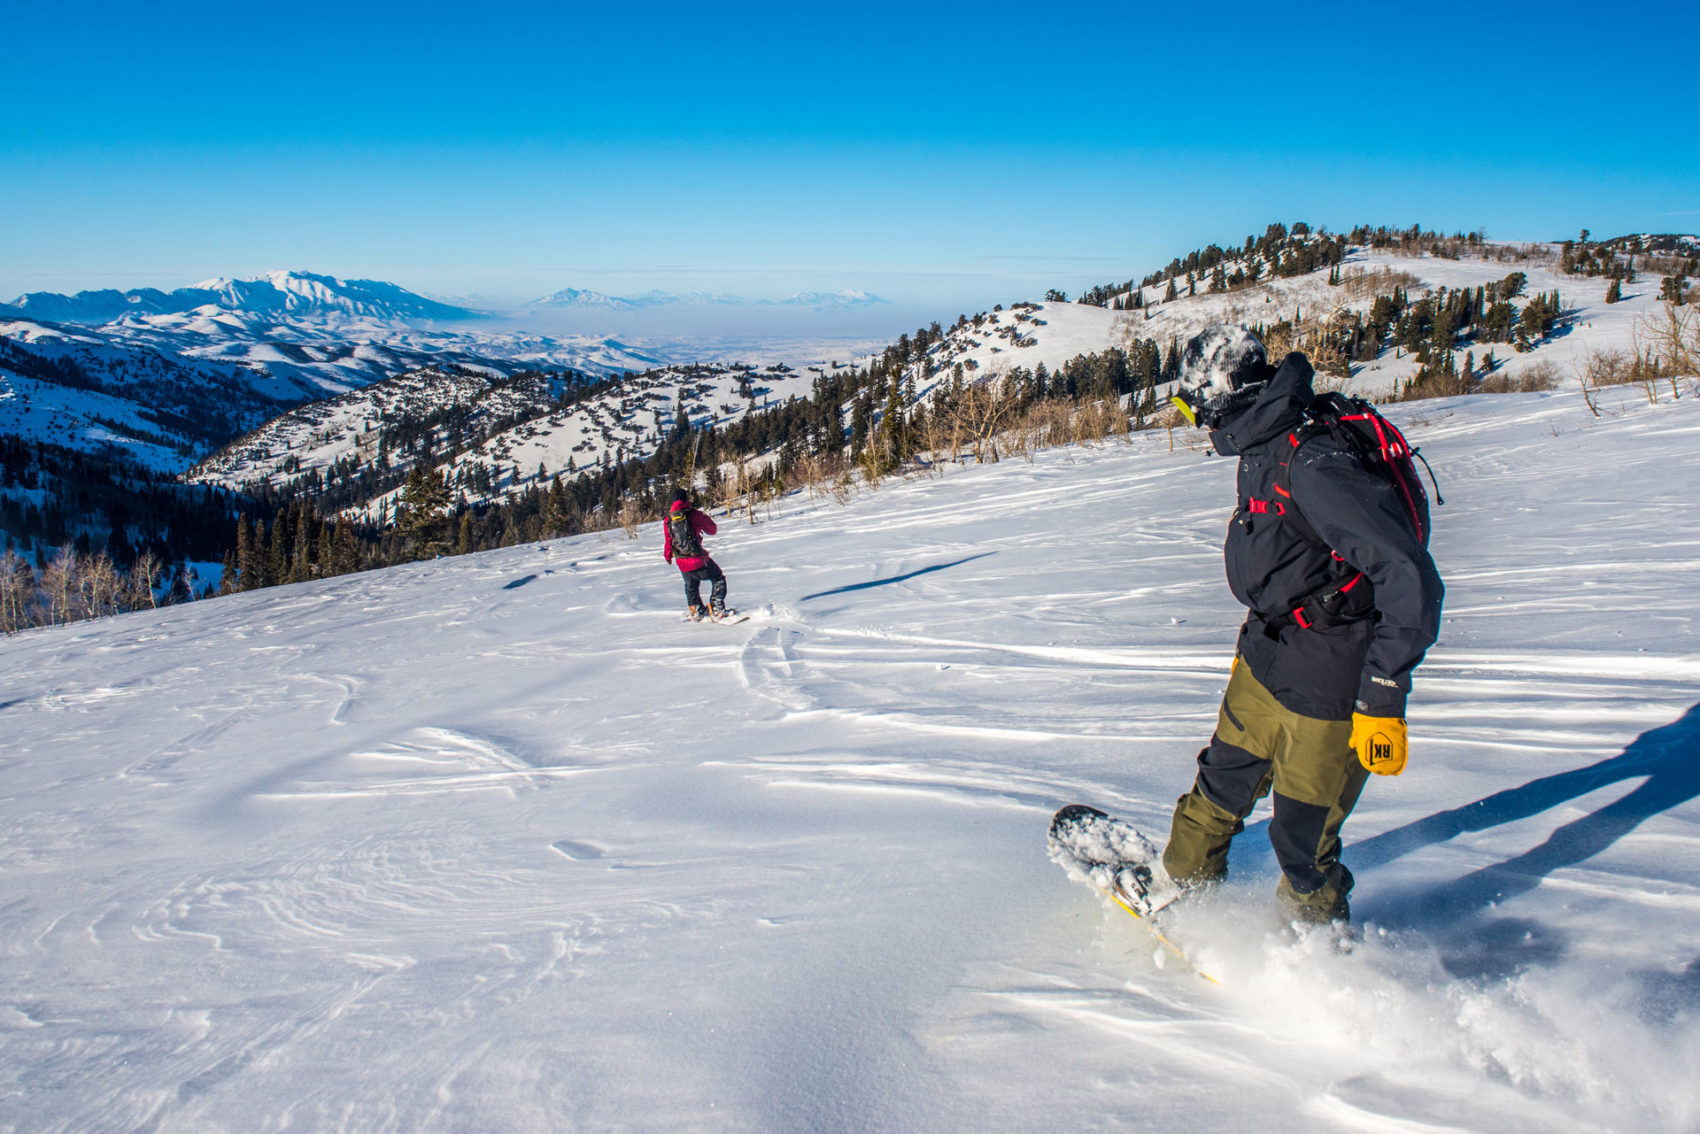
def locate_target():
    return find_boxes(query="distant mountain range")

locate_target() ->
[5,270,478,325]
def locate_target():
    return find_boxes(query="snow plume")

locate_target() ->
[1153,893,1700,1132]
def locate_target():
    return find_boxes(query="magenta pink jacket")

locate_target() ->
[663,503,717,572]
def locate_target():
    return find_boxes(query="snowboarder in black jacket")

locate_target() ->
[1157,325,1444,923]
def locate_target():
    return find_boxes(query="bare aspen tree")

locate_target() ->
[1638,301,1700,400]
[947,366,1022,464]
[918,397,957,476]
[795,454,824,501]
[128,551,164,610]
[79,553,123,620]
[0,551,33,633]
[39,546,77,626]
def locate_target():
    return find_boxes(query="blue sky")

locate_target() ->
[5,0,1696,315]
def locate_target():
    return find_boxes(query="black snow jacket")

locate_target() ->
[1210,353,1444,720]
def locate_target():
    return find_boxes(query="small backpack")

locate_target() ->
[1254,393,1440,631]
[667,509,704,559]
[1279,392,1436,547]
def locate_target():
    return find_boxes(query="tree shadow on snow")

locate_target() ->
[798,553,996,601]
[1352,701,1700,978]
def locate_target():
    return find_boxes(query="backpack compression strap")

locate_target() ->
[1253,426,1372,634]
[1334,410,1427,543]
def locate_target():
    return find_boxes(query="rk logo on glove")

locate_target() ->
[1351,714,1408,776]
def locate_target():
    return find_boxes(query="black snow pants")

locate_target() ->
[681,559,727,613]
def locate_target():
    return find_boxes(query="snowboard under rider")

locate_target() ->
[663,488,729,621]
[1153,325,1445,923]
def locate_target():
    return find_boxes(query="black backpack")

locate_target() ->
[1261,393,1439,631]
[1277,392,1436,546]
[667,509,704,559]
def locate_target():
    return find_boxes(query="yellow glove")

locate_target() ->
[1351,714,1408,776]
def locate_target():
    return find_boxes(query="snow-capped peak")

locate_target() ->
[13,272,478,326]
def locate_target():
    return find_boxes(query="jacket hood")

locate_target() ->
[1209,352,1315,455]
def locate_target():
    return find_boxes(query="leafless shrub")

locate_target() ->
[1031,399,1076,451]
[616,496,646,539]
[827,473,855,506]
[944,367,1024,464]
[1478,358,1560,394]
[1635,301,1700,402]
[916,399,962,477]
[1581,349,1636,388]
[1072,399,1124,446]
[794,454,827,501]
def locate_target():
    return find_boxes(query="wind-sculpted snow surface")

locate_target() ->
[2,383,1699,1131]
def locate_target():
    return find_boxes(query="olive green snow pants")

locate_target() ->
[1162,660,1368,921]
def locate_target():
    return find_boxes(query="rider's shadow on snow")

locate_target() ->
[1351,701,1700,976]
[797,553,997,602]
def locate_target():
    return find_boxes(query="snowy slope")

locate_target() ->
[918,243,1678,402]
[100,308,667,392]
[0,310,670,489]
[184,366,580,494]
[0,319,293,470]
[3,379,1699,1132]
[392,361,819,509]
[1,270,674,452]
[184,359,825,509]
[337,361,821,520]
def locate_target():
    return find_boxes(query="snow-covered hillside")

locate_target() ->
[89,307,664,394]
[185,359,825,507]
[349,360,823,521]
[185,366,583,493]
[3,379,1698,1132]
[0,311,669,478]
[0,319,293,470]
[921,242,1675,401]
[0,272,676,476]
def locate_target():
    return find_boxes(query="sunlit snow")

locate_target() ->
[4,374,1699,1131]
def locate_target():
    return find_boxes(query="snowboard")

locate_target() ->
[682,610,750,625]
[1047,804,1217,983]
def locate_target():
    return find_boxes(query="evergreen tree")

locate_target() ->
[880,369,907,471]
[397,467,452,559]
[235,515,259,591]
